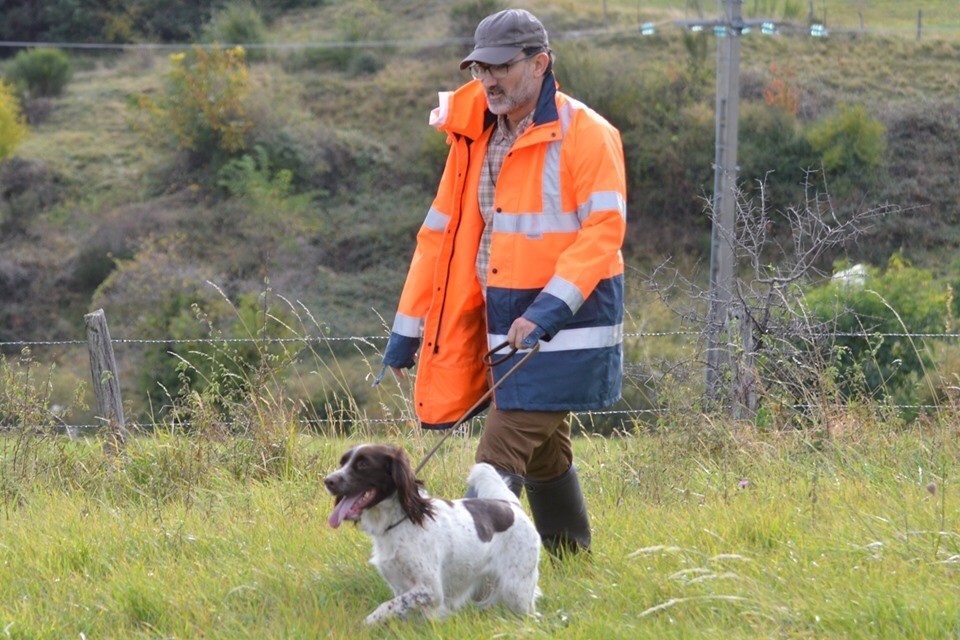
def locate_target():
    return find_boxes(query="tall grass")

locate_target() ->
[1,412,958,638]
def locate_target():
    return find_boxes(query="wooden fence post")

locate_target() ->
[84,309,129,448]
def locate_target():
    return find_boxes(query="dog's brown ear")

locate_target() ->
[389,447,416,501]
[391,447,434,526]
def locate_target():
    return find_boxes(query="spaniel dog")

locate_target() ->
[324,444,540,625]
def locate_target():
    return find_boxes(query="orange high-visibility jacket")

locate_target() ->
[383,74,627,429]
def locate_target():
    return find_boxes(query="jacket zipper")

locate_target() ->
[431,135,472,354]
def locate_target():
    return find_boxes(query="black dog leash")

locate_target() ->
[414,340,540,475]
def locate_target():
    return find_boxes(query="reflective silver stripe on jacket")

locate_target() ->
[543,276,584,315]
[492,189,626,235]
[579,191,627,222]
[392,313,424,338]
[423,207,450,232]
[487,323,623,353]
[491,211,580,235]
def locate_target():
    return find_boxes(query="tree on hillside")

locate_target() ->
[134,46,252,174]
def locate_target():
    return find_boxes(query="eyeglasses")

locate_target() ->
[469,52,539,80]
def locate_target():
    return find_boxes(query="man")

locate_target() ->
[382,8,626,555]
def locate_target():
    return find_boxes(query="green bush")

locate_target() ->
[157,290,300,423]
[134,46,252,174]
[737,102,815,208]
[204,1,267,61]
[806,103,886,177]
[216,145,318,261]
[6,48,73,98]
[218,146,297,208]
[803,254,947,408]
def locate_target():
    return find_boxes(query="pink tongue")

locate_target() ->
[329,494,363,528]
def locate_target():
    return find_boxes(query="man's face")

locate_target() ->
[479,53,543,121]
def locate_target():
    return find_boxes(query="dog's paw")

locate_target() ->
[364,602,391,626]
[364,610,384,626]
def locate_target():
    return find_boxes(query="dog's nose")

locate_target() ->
[324,475,339,492]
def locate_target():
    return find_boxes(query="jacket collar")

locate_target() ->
[532,70,559,127]
[442,71,560,141]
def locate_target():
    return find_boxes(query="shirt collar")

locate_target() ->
[493,111,534,144]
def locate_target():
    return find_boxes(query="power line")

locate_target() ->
[0,38,469,51]
[0,24,647,53]
[3,17,956,53]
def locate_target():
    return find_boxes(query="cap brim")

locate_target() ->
[459,46,523,70]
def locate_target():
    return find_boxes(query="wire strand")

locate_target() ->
[2,18,956,52]
[5,330,960,349]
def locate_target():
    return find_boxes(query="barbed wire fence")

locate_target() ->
[0,325,690,433]
[1,316,956,435]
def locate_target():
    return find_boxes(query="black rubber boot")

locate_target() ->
[464,468,523,498]
[525,464,591,556]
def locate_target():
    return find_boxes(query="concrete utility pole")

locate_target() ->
[704,0,744,398]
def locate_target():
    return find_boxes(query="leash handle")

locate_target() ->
[483,340,516,367]
[484,333,544,367]
[415,341,540,475]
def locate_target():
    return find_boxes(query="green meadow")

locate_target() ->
[2,419,958,639]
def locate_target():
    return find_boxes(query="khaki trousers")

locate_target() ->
[475,407,572,482]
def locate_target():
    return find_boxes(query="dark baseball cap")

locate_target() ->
[459,9,549,70]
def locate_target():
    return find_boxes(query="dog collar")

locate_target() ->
[385,515,408,532]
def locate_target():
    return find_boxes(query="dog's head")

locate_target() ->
[324,444,434,528]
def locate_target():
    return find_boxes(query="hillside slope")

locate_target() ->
[1,1,960,424]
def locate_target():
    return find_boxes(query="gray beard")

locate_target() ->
[486,76,541,116]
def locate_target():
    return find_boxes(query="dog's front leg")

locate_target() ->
[364,586,440,625]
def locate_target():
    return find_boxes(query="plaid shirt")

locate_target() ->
[476,113,533,293]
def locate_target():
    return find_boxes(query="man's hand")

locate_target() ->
[507,317,541,350]
[372,364,409,387]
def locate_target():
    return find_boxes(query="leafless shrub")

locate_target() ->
[648,171,900,427]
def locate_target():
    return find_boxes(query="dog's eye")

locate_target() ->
[355,458,368,470]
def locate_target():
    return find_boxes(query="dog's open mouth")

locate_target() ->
[328,488,377,528]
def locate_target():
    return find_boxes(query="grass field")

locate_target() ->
[1,419,958,639]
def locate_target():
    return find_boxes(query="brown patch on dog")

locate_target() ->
[462,499,515,542]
